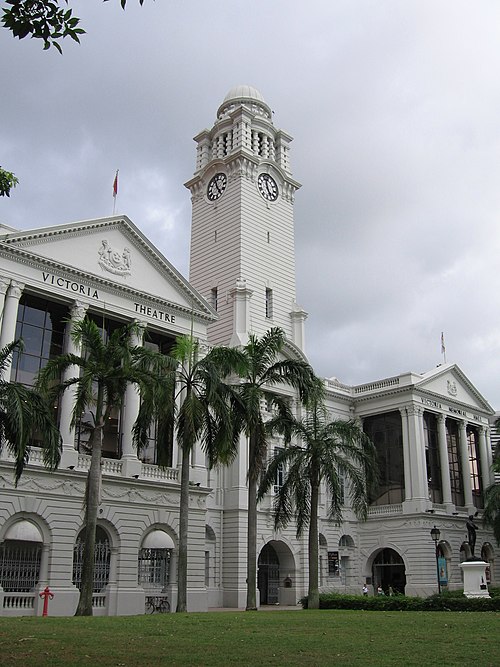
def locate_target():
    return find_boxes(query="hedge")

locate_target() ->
[299,590,500,612]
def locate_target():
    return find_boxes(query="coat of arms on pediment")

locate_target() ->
[447,379,458,396]
[98,240,131,276]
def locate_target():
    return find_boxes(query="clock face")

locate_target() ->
[207,173,227,201]
[258,173,278,201]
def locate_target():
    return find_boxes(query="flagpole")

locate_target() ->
[441,332,447,364]
[112,170,119,215]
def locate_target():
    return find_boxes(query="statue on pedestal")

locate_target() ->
[466,514,478,557]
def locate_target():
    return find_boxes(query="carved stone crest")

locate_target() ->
[447,380,458,397]
[98,240,131,276]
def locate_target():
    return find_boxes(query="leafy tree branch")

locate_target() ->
[2,1,146,53]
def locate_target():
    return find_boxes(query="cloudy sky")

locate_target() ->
[2,1,500,407]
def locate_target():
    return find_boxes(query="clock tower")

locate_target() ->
[186,85,307,351]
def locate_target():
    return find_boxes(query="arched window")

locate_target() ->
[339,535,355,548]
[138,530,174,590]
[73,526,111,592]
[0,521,43,592]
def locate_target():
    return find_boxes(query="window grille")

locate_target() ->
[138,548,171,588]
[0,541,42,592]
[265,288,273,319]
[211,287,218,312]
[204,551,210,587]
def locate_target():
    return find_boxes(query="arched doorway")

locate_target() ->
[372,548,406,594]
[258,543,280,604]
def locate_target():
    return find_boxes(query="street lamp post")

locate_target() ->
[430,525,441,594]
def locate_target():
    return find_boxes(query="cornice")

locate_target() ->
[0,242,215,325]
[1,216,212,317]
[186,150,300,197]
[415,387,493,417]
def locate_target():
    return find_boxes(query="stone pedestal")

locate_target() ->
[460,560,490,598]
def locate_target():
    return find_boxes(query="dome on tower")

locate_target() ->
[223,85,266,104]
[217,85,272,121]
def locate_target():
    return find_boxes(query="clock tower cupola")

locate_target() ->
[186,86,307,351]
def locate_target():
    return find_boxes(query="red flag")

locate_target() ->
[113,170,118,198]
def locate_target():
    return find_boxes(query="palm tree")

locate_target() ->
[483,443,500,546]
[258,395,377,609]
[0,340,61,483]
[135,334,242,613]
[229,328,316,611]
[37,318,169,616]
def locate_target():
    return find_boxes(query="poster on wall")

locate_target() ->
[438,556,448,585]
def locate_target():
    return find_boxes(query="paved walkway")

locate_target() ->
[208,605,302,612]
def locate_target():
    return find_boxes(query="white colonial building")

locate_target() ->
[0,86,496,615]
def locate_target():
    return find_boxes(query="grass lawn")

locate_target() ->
[0,609,498,667]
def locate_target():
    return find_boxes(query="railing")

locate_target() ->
[1,447,179,484]
[2,592,35,613]
[324,378,352,393]
[92,592,107,609]
[141,464,179,482]
[368,504,403,516]
[354,377,400,394]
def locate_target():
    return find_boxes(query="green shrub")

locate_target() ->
[300,592,500,612]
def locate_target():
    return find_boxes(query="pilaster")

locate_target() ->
[229,278,253,347]
[290,302,308,353]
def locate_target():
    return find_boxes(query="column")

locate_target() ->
[478,426,493,493]
[437,415,453,510]
[458,421,474,510]
[59,301,88,469]
[404,405,429,511]
[0,281,24,380]
[120,323,144,478]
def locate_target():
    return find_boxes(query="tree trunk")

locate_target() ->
[75,423,103,616]
[246,434,258,611]
[176,443,190,612]
[307,478,320,609]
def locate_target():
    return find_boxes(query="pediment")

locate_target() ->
[416,364,493,414]
[1,216,213,319]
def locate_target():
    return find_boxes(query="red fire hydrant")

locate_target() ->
[39,586,54,617]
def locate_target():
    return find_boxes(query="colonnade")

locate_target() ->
[398,404,492,513]
[0,279,194,478]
